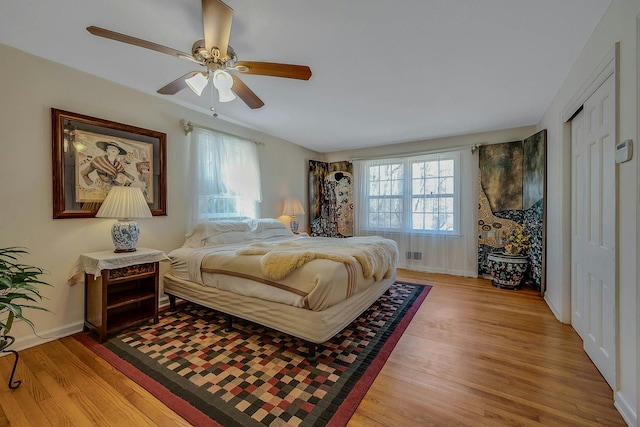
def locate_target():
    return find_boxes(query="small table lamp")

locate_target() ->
[96,186,153,252]
[282,197,305,233]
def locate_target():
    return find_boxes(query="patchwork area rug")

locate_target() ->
[75,282,431,427]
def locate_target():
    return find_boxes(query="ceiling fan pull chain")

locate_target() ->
[210,75,219,117]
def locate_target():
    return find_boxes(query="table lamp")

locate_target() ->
[282,197,305,233]
[96,186,153,252]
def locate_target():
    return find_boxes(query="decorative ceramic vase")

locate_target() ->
[487,252,529,289]
[111,219,140,252]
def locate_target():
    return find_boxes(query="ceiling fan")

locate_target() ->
[87,0,311,110]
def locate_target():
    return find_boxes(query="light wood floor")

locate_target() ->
[0,270,625,426]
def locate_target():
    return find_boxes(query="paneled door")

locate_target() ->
[570,74,616,389]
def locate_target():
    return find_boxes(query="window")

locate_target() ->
[186,127,262,230]
[362,152,460,234]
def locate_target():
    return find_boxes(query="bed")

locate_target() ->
[163,219,399,361]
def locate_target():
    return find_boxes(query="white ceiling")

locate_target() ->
[0,0,611,153]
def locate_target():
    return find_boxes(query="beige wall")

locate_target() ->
[0,43,318,349]
[538,0,638,423]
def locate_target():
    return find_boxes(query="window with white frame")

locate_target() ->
[362,152,460,234]
[186,127,262,231]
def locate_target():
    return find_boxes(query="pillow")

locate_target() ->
[203,231,253,246]
[184,221,251,247]
[243,218,287,232]
[250,228,294,239]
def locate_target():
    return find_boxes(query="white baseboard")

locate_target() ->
[399,263,477,278]
[1,299,172,356]
[0,321,85,355]
[614,390,636,427]
[543,294,564,323]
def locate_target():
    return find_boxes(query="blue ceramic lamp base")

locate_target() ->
[111,219,140,253]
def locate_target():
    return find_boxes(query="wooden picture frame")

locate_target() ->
[52,108,167,218]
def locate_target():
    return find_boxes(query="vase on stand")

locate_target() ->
[487,252,529,289]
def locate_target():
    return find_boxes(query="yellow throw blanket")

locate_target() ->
[236,236,398,281]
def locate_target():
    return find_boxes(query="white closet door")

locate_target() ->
[570,74,616,389]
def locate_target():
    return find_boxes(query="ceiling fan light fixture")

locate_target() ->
[213,70,236,102]
[185,71,209,96]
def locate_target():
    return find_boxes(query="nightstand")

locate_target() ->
[80,248,170,342]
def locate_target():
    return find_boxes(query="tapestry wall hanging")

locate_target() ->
[308,160,353,237]
[477,130,546,292]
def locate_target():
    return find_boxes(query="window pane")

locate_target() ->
[369,181,379,196]
[381,165,392,180]
[412,213,424,230]
[412,162,423,178]
[425,161,438,177]
[390,211,402,228]
[439,160,454,176]
[425,198,437,213]
[391,198,403,214]
[441,214,454,231]
[391,164,403,180]
[369,166,379,181]
[381,180,391,195]
[441,197,454,213]
[392,179,403,195]
[425,178,438,194]
[377,212,388,228]
[440,177,454,194]
[412,178,424,195]
[381,198,390,213]
[412,197,424,212]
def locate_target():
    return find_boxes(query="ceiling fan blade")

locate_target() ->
[157,71,201,95]
[231,76,264,109]
[87,26,200,64]
[202,0,233,60]
[234,62,312,80]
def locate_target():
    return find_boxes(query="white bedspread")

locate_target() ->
[236,236,398,281]
[168,235,399,311]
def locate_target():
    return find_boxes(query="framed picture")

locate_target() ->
[52,108,167,218]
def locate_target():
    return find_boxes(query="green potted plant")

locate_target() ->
[0,247,51,350]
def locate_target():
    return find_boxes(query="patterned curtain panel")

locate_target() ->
[308,160,353,237]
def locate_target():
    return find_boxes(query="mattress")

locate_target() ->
[163,272,396,344]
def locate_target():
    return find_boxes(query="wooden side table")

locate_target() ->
[80,248,169,342]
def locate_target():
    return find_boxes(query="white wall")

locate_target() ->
[538,0,638,424]
[0,43,318,349]
[323,126,536,163]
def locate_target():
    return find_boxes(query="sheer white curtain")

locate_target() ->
[186,127,262,232]
[353,148,478,277]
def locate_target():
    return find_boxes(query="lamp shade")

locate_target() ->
[282,197,305,216]
[96,186,152,219]
[185,71,209,96]
[212,70,236,102]
[96,187,152,252]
